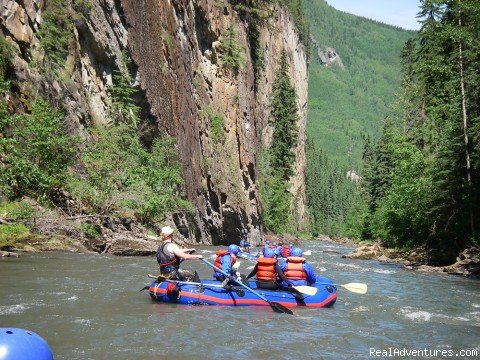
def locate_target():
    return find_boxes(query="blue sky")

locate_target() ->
[326,0,422,30]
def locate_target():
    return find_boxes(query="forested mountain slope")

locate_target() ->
[305,0,415,168]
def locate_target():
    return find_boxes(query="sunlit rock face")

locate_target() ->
[1,0,308,245]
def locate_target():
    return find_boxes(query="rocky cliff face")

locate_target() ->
[1,0,308,246]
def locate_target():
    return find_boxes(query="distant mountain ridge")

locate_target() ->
[305,0,415,168]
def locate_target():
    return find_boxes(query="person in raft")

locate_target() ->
[280,247,317,287]
[156,226,202,282]
[263,240,270,251]
[239,239,251,253]
[245,248,292,290]
[213,244,240,282]
[280,243,292,258]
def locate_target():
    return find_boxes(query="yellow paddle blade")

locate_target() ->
[340,283,367,294]
[232,261,241,269]
[303,250,312,256]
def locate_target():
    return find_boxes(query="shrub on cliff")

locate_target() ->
[37,0,74,79]
[219,25,245,71]
[0,36,14,80]
[0,99,76,200]
[203,105,225,143]
[69,124,191,222]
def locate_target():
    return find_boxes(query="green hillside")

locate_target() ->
[305,0,415,168]
[303,0,417,237]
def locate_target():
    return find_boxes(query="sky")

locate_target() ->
[325,0,422,31]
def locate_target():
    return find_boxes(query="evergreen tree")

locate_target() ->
[359,0,480,262]
[306,138,360,237]
[219,25,245,72]
[270,50,299,180]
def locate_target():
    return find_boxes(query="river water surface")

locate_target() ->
[0,241,479,359]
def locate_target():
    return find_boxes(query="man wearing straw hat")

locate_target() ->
[156,225,202,282]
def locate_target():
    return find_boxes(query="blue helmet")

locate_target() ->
[291,247,303,257]
[263,248,276,258]
[239,240,245,247]
[228,244,240,255]
[265,240,270,244]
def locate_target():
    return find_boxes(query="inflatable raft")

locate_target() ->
[147,277,337,308]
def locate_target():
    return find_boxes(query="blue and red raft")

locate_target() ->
[147,277,337,308]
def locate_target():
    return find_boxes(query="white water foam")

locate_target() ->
[372,269,396,274]
[472,304,480,308]
[399,309,471,323]
[468,311,480,321]
[400,308,432,321]
[74,318,91,326]
[0,304,29,315]
[436,314,470,322]
[335,263,363,270]
[67,296,78,301]
[352,306,369,312]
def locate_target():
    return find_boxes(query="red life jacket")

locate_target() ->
[256,257,277,281]
[284,256,307,280]
[281,245,291,258]
[213,249,236,274]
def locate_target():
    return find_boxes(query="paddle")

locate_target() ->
[200,258,293,315]
[317,282,367,294]
[290,285,317,296]
[303,250,312,256]
[146,274,227,288]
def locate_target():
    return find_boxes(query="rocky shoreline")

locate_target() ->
[0,214,176,257]
[338,240,480,277]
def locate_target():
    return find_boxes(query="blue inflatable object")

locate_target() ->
[148,277,337,308]
[0,328,53,360]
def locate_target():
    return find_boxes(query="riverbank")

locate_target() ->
[0,199,166,256]
[340,241,480,277]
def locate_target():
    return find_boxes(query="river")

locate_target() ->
[0,241,478,359]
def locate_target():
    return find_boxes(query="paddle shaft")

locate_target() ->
[148,274,225,289]
[201,259,271,303]
[317,282,340,286]
[317,282,361,288]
